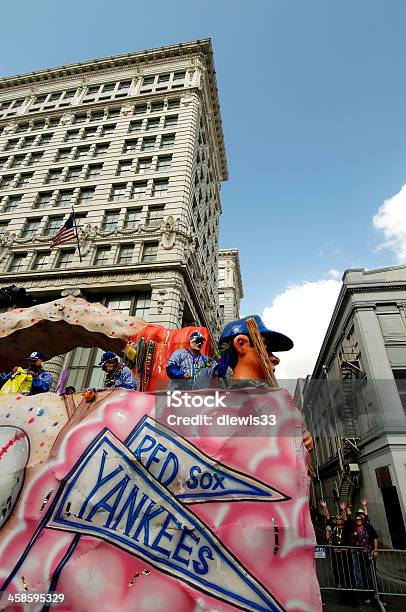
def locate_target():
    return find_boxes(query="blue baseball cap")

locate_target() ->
[27,351,45,361]
[219,315,293,352]
[98,351,119,367]
[190,330,206,341]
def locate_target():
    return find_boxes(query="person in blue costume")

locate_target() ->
[98,351,137,390]
[1,351,53,395]
[166,331,228,391]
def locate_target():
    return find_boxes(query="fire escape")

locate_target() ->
[335,353,364,503]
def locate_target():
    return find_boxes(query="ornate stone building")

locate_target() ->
[218,248,243,325]
[0,40,241,388]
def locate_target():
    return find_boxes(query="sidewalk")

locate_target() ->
[322,591,404,610]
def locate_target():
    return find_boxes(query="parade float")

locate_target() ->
[0,297,321,611]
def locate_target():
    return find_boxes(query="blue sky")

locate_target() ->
[2,1,406,374]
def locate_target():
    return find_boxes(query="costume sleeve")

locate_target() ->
[166,351,186,379]
[114,367,137,390]
[0,371,13,386]
[31,370,53,393]
[213,353,230,378]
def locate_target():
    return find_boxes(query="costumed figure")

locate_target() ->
[98,351,137,390]
[166,330,228,390]
[219,315,313,451]
[0,351,53,396]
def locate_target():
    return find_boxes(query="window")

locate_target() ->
[131,181,147,199]
[32,119,46,131]
[46,169,63,184]
[151,101,164,113]
[141,76,154,91]
[65,166,82,182]
[38,133,53,146]
[16,123,29,133]
[87,85,100,95]
[86,164,102,180]
[173,71,186,87]
[4,195,22,212]
[101,124,116,137]
[123,139,138,152]
[137,157,152,173]
[118,80,131,91]
[156,155,172,171]
[11,155,25,168]
[129,120,142,133]
[74,113,87,124]
[65,129,80,142]
[48,117,60,128]
[141,242,158,262]
[157,74,170,89]
[57,249,75,269]
[0,175,15,189]
[393,371,406,411]
[0,221,9,234]
[5,139,19,151]
[141,137,156,151]
[107,108,121,118]
[21,218,41,238]
[12,98,25,109]
[164,115,178,128]
[63,89,76,101]
[90,110,104,122]
[16,173,33,187]
[56,190,74,207]
[124,208,141,229]
[44,216,63,236]
[117,244,134,265]
[36,192,53,209]
[133,292,151,319]
[147,117,160,130]
[110,183,127,201]
[102,83,115,93]
[102,211,120,231]
[28,152,43,166]
[83,126,98,139]
[168,98,180,110]
[75,146,90,160]
[78,187,95,205]
[134,104,147,115]
[0,157,8,169]
[9,253,27,272]
[74,212,87,229]
[49,93,61,102]
[94,143,109,156]
[94,246,111,266]
[117,160,133,175]
[56,148,72,161]
[160,134,175,148]
[33,251,52,270]
[147,206,165,224]
[21,136,35,148]
[152,178,169,196]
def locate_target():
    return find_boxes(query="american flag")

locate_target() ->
[51,214,76,247]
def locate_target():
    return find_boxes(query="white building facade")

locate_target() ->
[0,40,238,388]
[302,266,406,548]
[218,248,243,325]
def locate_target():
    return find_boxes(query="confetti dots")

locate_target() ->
[52,422,59,427]
[5,413,10,418]
[37,408,45,416]
[27,418,35,424]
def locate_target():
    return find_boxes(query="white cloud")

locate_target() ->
[262,278,341,380]
[327,268,341,279]
[373,184,406,263]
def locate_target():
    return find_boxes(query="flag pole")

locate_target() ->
[71,206,82,263]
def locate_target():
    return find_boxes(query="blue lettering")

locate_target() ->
[151,512,181,557]
[193,546,214,576]
[133,501,165,545]
[145,443,167,470]
[186,465,201,489]
[77,449,124,519]
[212,474,225,490]
[157,451,179,487]
[85,474,130,527]
[173,528,200,567]
[110,486,148,535]
[200,472,213,490]
[133,435,156,460]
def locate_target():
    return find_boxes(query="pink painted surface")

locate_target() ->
[0,388,321,612]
